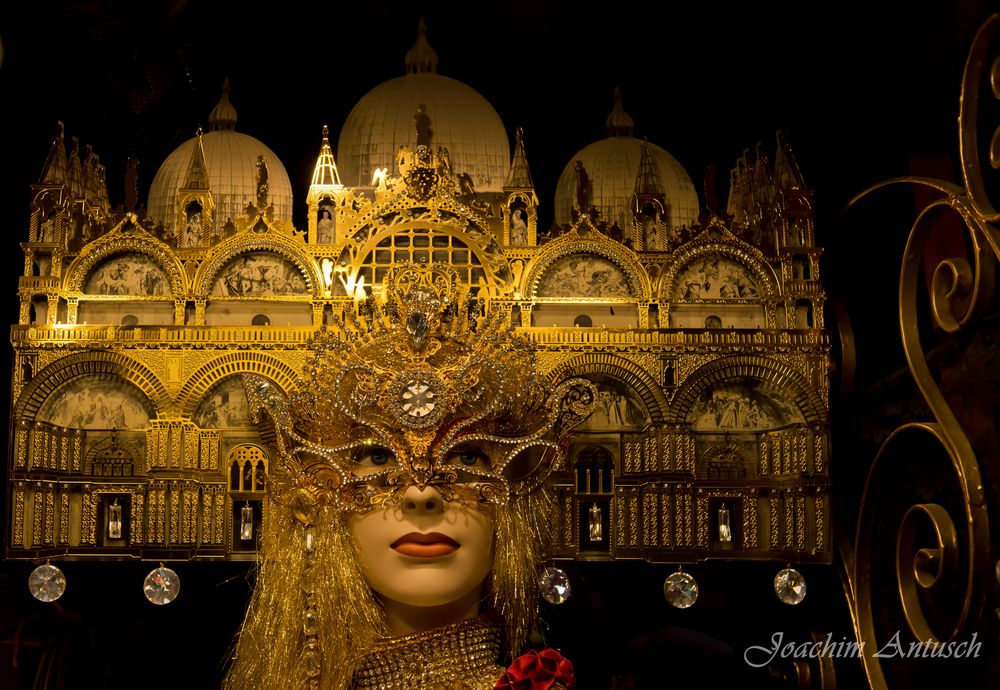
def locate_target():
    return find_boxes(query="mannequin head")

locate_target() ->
[348,444,495,633]
[225,265,596,689]
[349,483,494,633]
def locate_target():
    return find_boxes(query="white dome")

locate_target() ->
[147,130,293,234]
[555,137,699,232]
[555,90,699,233]
[337,72,510,191]
[147,83,293,234]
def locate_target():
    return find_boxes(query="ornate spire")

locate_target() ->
[83,145,99,206]
[773,129,805,190]
[67,137,84,200]
[39,122,68,186]
[634,138,663,196]
[209,79,238,131]
[182,128,210,191]
[504,128,534,189]
[308,125,343,192]
[605,87,634,137]
[405,17,438,74]
[95,161,111,215]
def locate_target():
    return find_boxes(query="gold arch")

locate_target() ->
[659,233,780,301]
[64,228,186,295]
[547,352,668,424]
[193,233,323,298]
[347,223,512,298]
[177,352,300,418]
[14,351,169,422]
[523,229,651,300]
[667,355,827,426]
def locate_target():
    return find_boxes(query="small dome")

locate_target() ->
[336,21,509,191]
[147,84,293,233]
[555,92,699,232]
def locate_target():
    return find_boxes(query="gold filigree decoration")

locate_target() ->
[245,264,597,512]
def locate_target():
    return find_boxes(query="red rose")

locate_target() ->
[494,648,576,690]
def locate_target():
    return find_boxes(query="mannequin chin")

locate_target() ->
[349,484,494,636]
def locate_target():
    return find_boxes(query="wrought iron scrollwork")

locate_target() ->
[847,13,1000,690]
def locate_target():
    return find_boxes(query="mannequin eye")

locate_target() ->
[446,447,490,469]
[353,447,396,473]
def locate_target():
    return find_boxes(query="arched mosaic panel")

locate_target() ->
[193,376,253,428]
[36,374,153,429]
[211,252,310,296]
[84,253,170,296]
[673,256,760,300]
[577,375,650,430]
[686,380,806,431]
[536,254,633,298]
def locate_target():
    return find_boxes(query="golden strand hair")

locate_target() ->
[487,486,552,659]
[223,501,384,690]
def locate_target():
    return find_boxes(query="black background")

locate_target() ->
[0,1,997,687]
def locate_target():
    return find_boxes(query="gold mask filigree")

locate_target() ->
[244,264,596,512]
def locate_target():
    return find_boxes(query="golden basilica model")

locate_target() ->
[6,22,830,570]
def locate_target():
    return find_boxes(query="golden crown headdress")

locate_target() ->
[243,264,597,512]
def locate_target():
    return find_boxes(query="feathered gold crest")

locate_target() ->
[244,263,596,512]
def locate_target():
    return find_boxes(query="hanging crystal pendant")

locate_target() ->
[107,499,123,539]
[538,566,571,604]
[143,565,180,605]
[774,566,807,605]
[588,503,603,542]
[717,503,732,542]
[28,563,66,602]
[240,503,254,541]
[663,570,699,608]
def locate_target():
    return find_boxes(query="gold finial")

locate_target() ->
[606,86,634,137]
[405,16,438,74]
[209,78,237,131]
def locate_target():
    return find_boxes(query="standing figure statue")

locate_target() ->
[413,103,433,147]
[255,155,270,210]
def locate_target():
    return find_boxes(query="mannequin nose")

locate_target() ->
[401,485,444,514]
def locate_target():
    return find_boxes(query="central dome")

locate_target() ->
[337,20,510,191]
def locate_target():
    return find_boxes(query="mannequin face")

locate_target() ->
[348,447,494,611]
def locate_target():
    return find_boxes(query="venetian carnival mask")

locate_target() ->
[243,263,596,514]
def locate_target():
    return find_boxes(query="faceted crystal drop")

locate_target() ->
[28,564,66,602]
[302,565,316,594]
[304,527,315,554]
[774,567,807,605]
[406,311,428,339]
[303,610,319,636]
[302,650,321,678]
[288,490,318,526]
[663,571,698,609]
[143,566,180,605]
[538,566,571,604]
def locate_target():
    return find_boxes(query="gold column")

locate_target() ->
[131,488,144,546]
[637,303,649,328]
[66,297,78,325]
[12,482,25,547]
[46,294,59,325]
[194,300,206,326]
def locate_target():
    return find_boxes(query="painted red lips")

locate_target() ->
[391,532,460,558]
